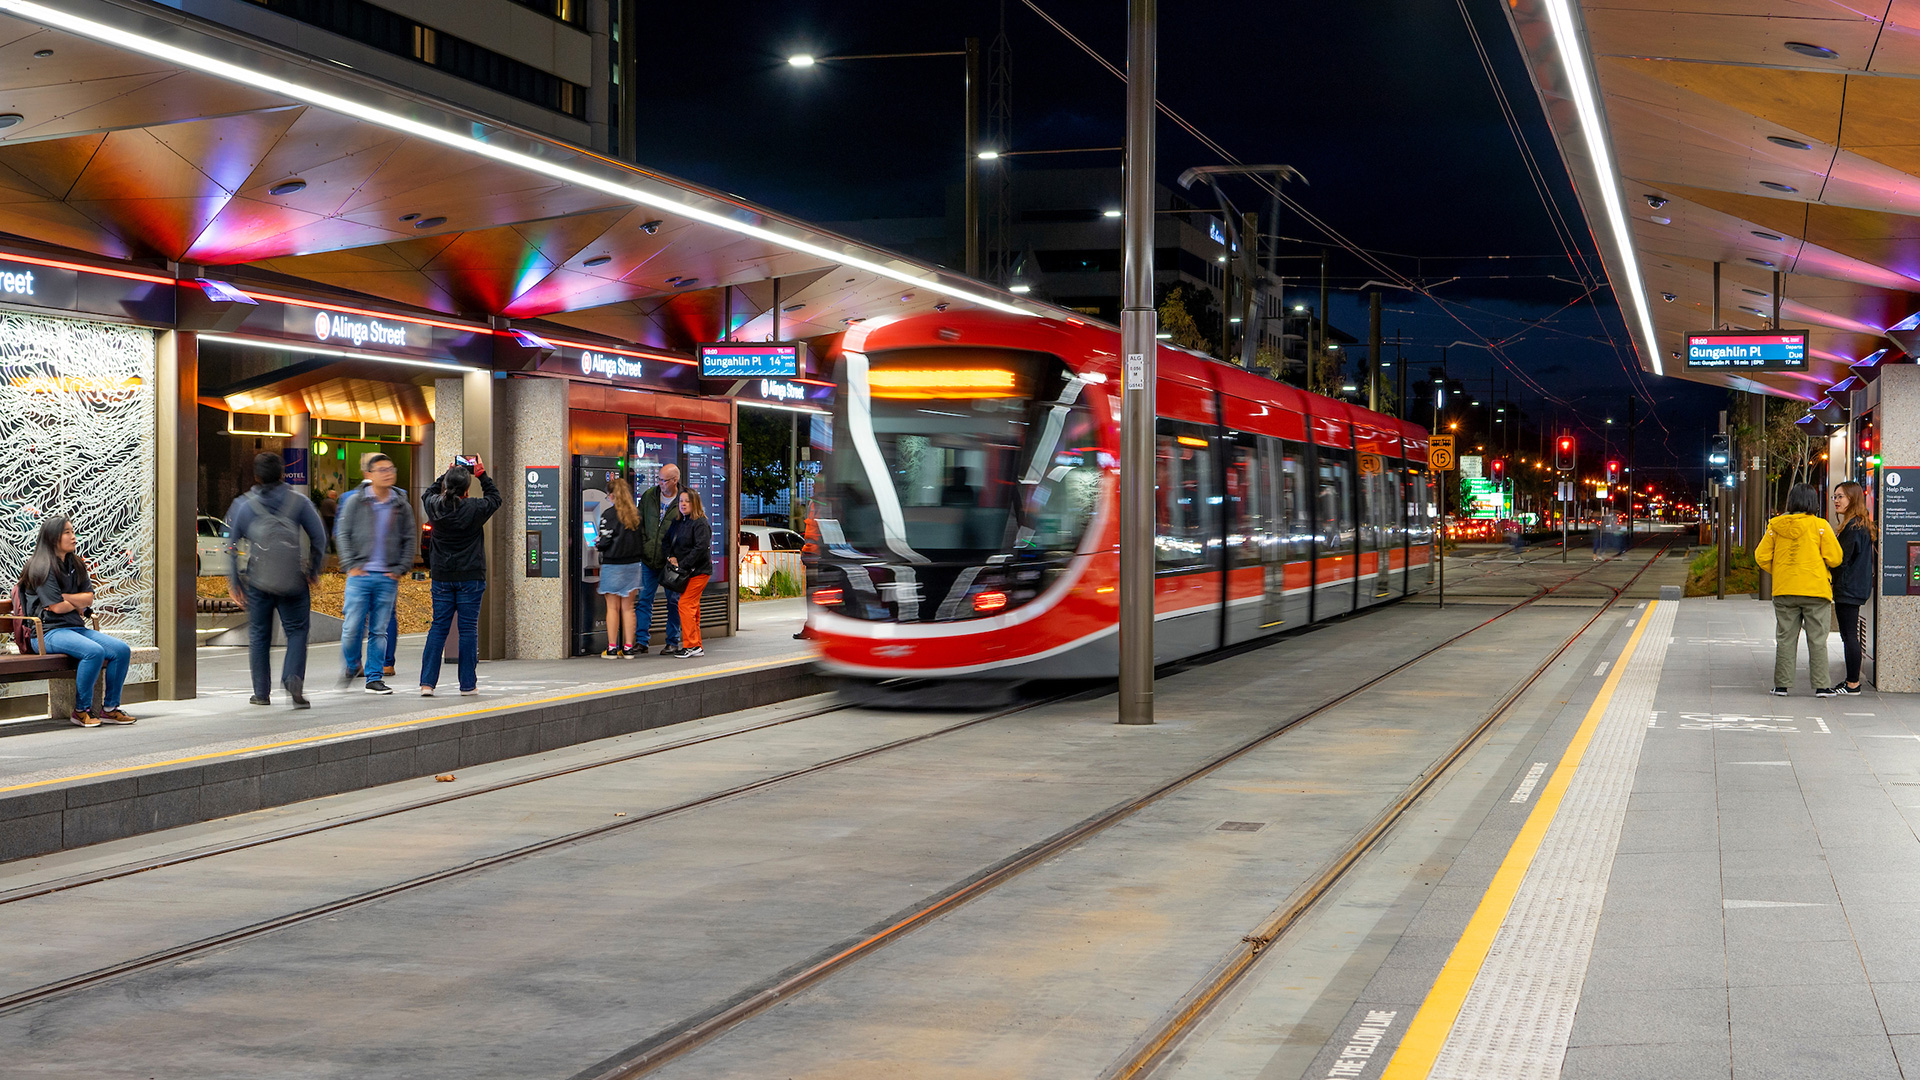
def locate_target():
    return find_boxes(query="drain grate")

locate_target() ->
[1217,821,1267,832]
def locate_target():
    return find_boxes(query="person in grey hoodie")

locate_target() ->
[334,453,417,694]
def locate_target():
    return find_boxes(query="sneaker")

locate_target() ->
[676,645,704,658]
[96,708,137,725]
[1815,685,1840,698]
[623,644,645,657]
[420,686,435,697]
[459,687,479,696]
[601,645,622,659]
[364,681,394,695]
[1836,683,1863,695]
[249,695,271,706]
[69,709,99,728]
[657,647,683,658]
[284,677,308,709]
[1769,687,1789,696]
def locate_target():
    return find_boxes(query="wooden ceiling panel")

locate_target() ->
[1601,57,1846,143]
[1586,10,1882,68]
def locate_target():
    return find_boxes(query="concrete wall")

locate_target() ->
[1878,366,1919,691]
[493,378,571,660]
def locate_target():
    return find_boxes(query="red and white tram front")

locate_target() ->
[807,327,1116,679]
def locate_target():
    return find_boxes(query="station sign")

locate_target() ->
[1684,330,1808,371]
[212,292,493,366]
[0,248,174,326]
[728,376,833,410]
[698,342,803,378]
[536,344,700,396]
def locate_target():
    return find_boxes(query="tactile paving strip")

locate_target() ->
[1428,600,1676,1079]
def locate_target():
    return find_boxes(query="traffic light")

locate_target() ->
[1555,434,1575,472]
[1491,458,1505,481]
[1709,434,1730,485]
[1607,459,1620,483]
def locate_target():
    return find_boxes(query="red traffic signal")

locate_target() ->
[1554,434,1576,471]
[1492,458,1505,479]
[1606,459,1621,480]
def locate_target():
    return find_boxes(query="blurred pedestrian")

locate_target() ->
[418,458,501,697]
[335,452,415,694]
[661,488,712,658]
[1830,481,1875,695]
[1756,482,1842,697]
[633,464,684,654]
[595,475,646,657]
[16,515,134,727]
[225,452,326,709]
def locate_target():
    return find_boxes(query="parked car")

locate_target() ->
[196,515,232,576]
[739,525,807,591]
[739,525,806,553]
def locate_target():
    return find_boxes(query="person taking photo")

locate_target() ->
[418,457,501,697]
[334,452,416,694]
[225,452,327,709]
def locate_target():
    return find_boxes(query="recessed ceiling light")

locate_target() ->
[1751,230,1784,241]
[583,255,612,267]
[398,213,419,222]
[638,219,662,234]
[413,216,447,229]
[1767,135,1813,150]
[1741,305,1766,316]
[32,49,51,58]
[1651,216,1672,225]
[1747,257,1777,268]
[267,179,307,196]
[1784,41,1838,59]
[1742,288,1767,296]
[673,278,699,288]
[782,303,805,312]
[0,114,21,129]
[1759,180,1798,193]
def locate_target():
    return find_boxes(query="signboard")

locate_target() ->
[1684,330,1808,371]
[537,345,700,396]
[1558,481,1575,502]
[1882,468,1920,596]
[1459,455,1484,479]
[698,342,802,378]
[730,377,833,410]
[215,293,493,365]
[1462,477,1510,520]
[1428,435,1455,471]
[524,466,561,579]
[282,447,309,488]
[0,249,174,325]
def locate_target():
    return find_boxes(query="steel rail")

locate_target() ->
[575,535,1679,1080]
[1104,535,1678,1080]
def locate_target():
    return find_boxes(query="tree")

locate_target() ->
[737,410,795,502]
[1729,392,1818,511]
[1157,286,1211,354]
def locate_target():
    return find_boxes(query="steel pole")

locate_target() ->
[964,37,981,279]
[1117,0,1157,725]
[1368,291,1382,412]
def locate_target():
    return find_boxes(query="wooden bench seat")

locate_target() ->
[0,597,159,719]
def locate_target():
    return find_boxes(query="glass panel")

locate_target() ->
[1317,452,1354,554]
[1226,439,1262,568]
[1156,427,1215,569]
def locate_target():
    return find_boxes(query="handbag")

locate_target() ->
[661,562,693,593]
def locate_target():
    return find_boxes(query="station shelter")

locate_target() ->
[0,3,1032,714]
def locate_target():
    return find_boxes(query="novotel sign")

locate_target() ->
[1684,330,1809,371]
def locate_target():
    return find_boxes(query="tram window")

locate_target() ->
[1155,428,1216,569]
[1280,440,1311,561]
[1226,438,1263,568]
[1383,467,1404,547]
[1318,454,1355,553]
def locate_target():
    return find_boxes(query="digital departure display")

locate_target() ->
[698,342,802,378]
[1684,330,1808,371]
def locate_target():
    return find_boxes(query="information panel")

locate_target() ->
[1685,330,1808,371]
[1883,468,1920,596]
[524,466,561,579]
[698,342,802,378]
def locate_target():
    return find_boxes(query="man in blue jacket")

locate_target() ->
[334,452,417,694]
[225,453,328,709]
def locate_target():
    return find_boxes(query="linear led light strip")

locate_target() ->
[0,1,1032,320]
[197,333,481,371]
[1539,0,1663,376]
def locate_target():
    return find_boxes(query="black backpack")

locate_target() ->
[242,492,308,595]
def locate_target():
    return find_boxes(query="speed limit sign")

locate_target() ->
[1429,435,1456,471]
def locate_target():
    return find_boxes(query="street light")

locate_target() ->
[786,42,983,277]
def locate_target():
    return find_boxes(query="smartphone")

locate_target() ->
[455,455,478,469]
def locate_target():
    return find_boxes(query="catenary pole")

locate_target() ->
[1368,291,1382,412]
[1118,0,1157,725]
[964,37,981,279]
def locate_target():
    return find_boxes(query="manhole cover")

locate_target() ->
[1217,821,1267,832]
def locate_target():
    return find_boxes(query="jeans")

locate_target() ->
[245,584,310,700]
[675,575,710,649]
[341,572,399,685]
[420,580,485,691]
[43,627,131,712]
[385,607,399,671]
[1773,594,1832,689]
[635,563,681,648]
[1835,601,1864,686]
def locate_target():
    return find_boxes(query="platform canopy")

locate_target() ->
[0,0,1038,353]
[1506,0,1920,401]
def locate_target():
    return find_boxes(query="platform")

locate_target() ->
[0,598,819,860]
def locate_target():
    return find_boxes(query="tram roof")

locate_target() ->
[0,2,1052,353]
[1508,0,1920,401]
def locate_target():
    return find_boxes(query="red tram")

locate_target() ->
[804,309,1435,680]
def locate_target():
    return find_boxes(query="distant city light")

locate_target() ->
[976,150,1001,160]
[1009,283,1031,294]
[1103,209,1122,218]
[787,54,815,67]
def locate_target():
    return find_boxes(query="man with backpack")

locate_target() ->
[226,452,328,708]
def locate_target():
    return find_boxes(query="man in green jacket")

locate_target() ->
[631,464,684,653]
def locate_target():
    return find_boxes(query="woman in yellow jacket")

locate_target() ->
[1754,483,1843,697]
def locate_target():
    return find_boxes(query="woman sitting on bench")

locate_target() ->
[19,515,135,728]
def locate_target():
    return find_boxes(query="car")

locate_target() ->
[196,515,233,577]
[738,525,806,553]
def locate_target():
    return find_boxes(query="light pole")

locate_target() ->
[1118,0,1157,726]
[788,43,982,277]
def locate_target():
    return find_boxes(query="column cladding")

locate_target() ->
[493,377,569,660]
[1879,365,1920,692]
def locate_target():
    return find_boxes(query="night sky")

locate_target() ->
[636,1,1726,489]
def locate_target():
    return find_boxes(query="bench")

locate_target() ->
[0,597,161,719]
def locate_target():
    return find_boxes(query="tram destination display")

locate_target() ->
[1684,330,1808,371]
[698,342,802,378]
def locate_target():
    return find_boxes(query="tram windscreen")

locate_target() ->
[823,348,1101,561]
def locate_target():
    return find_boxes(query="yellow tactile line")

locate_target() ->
[1378,600,1657,1080]
[0,654,809,796]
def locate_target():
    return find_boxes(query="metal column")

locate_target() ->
[463,370,500,659]
[1118,0,1157,725]
[964,37,981,279]
[1368,291,1382,412]
[156,329,197,700]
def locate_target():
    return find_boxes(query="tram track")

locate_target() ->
[0,537,1676,1055]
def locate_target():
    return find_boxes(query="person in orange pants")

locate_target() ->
[662,488,712,658]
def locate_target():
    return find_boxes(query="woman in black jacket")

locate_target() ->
[1830,480,1875,694]
[595,476,648,658]
[661,489,713,658]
